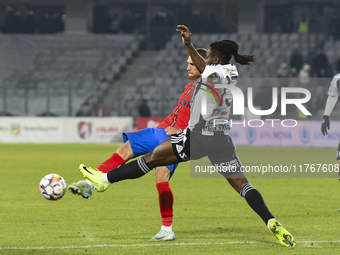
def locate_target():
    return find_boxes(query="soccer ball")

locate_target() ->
[39,173,67,200]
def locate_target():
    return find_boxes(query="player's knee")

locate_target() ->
[144,151,157,168]
[116,142,133,161]
[155,167,170,183]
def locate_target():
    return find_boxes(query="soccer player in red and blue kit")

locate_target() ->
[69,48,207,241]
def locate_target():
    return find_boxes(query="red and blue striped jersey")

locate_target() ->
[157,83,195,130]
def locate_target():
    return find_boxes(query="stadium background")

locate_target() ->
[1,1,340,254]
[0,0,339,146]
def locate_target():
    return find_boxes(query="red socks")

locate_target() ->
[156,182,174,227]
[97,153,125,173]
[98,155,174,227]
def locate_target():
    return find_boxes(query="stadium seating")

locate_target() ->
[1,32,339,119]
[120,33,339,119]
[0,33,143,116]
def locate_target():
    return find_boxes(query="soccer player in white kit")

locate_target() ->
[321,73,340,175]
[79,25,295,248]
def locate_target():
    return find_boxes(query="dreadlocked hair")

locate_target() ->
[209,40,255,66]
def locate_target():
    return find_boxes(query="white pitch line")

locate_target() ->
[1,240,340,250]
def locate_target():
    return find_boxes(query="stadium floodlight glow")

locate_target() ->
[201,84,312,116]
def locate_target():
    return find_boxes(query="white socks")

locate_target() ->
[267,218,276,229]
[85,173,110,187]
[161,225,172,232]
[102,173,111,184]
[85,179,94,189]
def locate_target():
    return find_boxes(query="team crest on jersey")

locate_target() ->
[10,123,21,137]
[227,68,232,75]
[78,122,92,139]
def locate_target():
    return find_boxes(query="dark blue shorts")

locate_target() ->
[123,128,178,178]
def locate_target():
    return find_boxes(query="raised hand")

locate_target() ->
[176,25,192,46]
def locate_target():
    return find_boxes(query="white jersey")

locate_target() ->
[324,73,340,116]
[189,64,238,135]
[327,73,340,97]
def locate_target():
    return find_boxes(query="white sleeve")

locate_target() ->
[324,74,340,115]
[324,95,338,116]
[328,74,340,97]
[201,65,222,80]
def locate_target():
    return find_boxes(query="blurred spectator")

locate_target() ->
[314,50,329,77]
[151,11,174,27]
[139,99,151,117]
[110,14,120,33]
[305,51,316,77]
[290,49,303,73]
[23,10,37,33]
[1,4,64,34]
[276,63,289,78]
[93,5,144,34]
[298,15,308,33]
[3,7,17,33]
[299,64,311,86]
[288,68,298,87]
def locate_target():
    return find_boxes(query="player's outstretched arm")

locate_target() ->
[176,25,206,74]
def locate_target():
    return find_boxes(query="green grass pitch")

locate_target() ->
[1,144,340,254]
